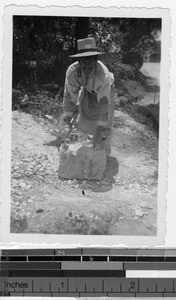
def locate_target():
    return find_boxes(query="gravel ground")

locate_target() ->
[10,106,158,235]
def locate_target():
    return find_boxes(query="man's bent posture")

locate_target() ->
[63,37,115,156]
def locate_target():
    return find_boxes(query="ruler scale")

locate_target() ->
[1,249,176,297]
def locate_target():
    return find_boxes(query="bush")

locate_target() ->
[122,51,143,70]
[12,87,63,120]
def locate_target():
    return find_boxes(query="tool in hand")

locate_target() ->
[58,108,79,147]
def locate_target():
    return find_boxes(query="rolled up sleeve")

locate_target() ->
[63,65,80,116]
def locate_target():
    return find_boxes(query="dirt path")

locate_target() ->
[139,62,160,106]
[11,104,158,235]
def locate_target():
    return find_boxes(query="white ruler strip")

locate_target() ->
[127,270,176,278]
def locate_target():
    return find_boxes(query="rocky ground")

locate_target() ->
[11,104,158,235]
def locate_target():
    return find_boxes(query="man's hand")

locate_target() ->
[93,126,104,150]
[62,107,79,125]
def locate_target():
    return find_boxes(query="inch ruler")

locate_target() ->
[1,248,176,297]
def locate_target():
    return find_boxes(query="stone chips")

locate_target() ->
[58,144,107,180]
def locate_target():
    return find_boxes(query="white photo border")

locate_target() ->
[0,5,170,247]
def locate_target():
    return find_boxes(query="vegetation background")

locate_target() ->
[12,16,161,119]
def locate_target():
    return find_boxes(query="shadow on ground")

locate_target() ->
[104,156,119,178]
[78,156,119,193]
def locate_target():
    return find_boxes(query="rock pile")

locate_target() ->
[101,53,145,105]
[12,148,57,181]
[113,63,145,105]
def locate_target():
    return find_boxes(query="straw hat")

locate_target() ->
[69,37,105,58]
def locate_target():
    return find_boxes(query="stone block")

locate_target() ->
[58,144,106,180]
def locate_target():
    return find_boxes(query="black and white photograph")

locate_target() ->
[1,5,169,245]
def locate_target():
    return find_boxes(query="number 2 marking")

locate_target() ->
[131,282,135,289]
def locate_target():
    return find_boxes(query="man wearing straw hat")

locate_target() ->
[62,37,115,156]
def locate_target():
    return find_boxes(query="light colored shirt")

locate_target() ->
[63,60,114,129]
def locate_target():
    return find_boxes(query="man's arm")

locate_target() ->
[63,83,78,117]
[63,65,80,117]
